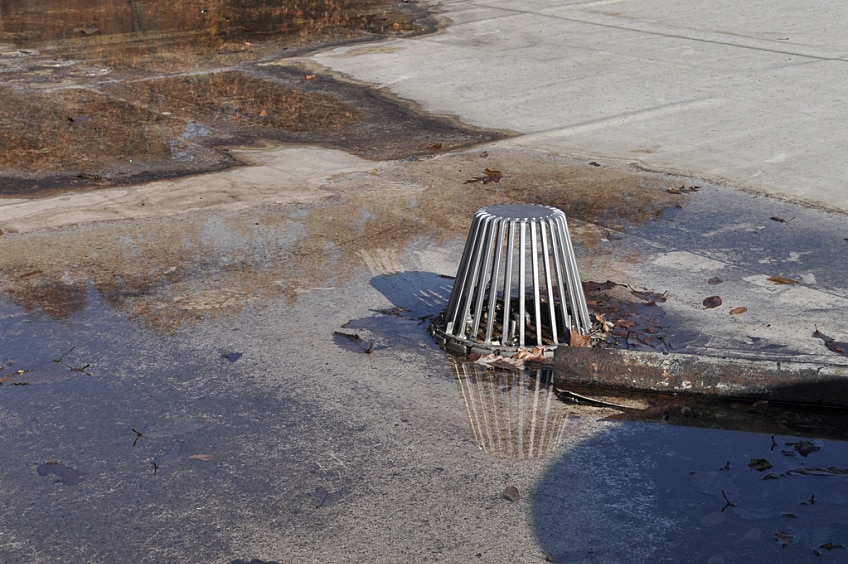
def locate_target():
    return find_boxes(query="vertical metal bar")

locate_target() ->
[501,220,516,346]
[530,221,542,346]
[451,213,491,338]
[484,218,506,344]
[540,221,558,344]
[444,211,480,321]
[469,216,497,340]
[556,214,591,332]
[518,221,527,347]
[549,216,572,337]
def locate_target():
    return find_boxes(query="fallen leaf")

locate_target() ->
[465,168,504,184]
[258,109,267,117]
[703,296,722,309]
[668,185,700,194]
[588,161,601,167]
[774,531,794,547]
[729,306,747,315]
[474,353,525,370]
[819,542,844,550]
[427,142,442,150]
[479,151,489,158]
[512,346,547,363]
[189,454,216,461]
[768,276,798,285]
[748,458,773,471]
[304,73,317,80]
[812,328,848,356]
[788,440,820,457]
[570,329,591,347]
[503,485,520,502]
[770,216,786,223]
[708,277,723,285]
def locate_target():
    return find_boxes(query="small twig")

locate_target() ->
[54,346,75,363]
[152,462,158,476]
[721,490,736,512]
[70,363,91,376]
[771,435,778,451]
[132,428,144,447]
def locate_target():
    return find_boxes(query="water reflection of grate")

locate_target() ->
[452,362,568,458]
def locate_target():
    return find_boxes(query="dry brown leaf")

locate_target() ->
[570,329,591,347]
[511,346,547,363]
[474,354,525,370]
[703,295,722,309]
[729,306,747,315]
[304,74,317,81]
[768,276,798,285]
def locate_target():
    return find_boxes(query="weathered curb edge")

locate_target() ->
[553,347,848,408]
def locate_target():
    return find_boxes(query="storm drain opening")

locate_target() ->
[433,203,591,358]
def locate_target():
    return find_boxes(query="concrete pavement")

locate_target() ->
[310,0,848,211]
[3,2,848,562]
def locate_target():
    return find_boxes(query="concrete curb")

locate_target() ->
[553,347,848,408]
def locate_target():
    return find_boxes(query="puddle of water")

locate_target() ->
[534,418,848,562]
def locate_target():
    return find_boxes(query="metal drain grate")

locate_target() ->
[433,203,590,356]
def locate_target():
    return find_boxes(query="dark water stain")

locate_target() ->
[36,461,86,485]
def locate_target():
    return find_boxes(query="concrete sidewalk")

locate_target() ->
[310,0,848,212]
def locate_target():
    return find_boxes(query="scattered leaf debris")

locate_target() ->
[582,280,674,352]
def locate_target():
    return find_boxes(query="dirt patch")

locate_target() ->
[0,0,504,196]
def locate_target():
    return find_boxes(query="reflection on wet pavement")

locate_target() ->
[0,149,674,331]
[452,362,568,458]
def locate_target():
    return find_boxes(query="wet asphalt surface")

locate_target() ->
[3,2,848,563]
